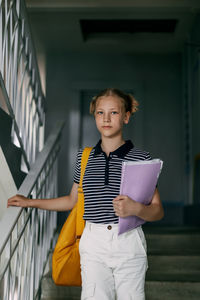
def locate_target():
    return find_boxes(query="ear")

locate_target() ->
[123,111,131,124]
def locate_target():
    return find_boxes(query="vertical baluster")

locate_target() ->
[0,0,3,72]
[31,91,35,164]
[2,0,5,77]
[4,269,9,300]
[32,72,36,162]
[1,0,5,77]
[36,209,40,295]
[31,208,36,299]
[29,227,34,300]
[3,1,7,88]
[12,14,20,136]
[25,220,32,300]
[29,86,33,164]
[8,1,13,108]
[2,0,5,79]
[16,250,21,300]
[24,69,30,161]
[19,55,26,145]
[7,239,11,300]
[35,114,39,158]
[39,210,43,282]
[12,21,20,124]
[33,105,37,162]
[5,2,10,102]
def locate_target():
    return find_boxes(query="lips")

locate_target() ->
[102,126,112,129]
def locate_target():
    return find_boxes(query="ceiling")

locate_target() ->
[26,0,200,55]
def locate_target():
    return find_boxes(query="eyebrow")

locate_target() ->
[96,107,120,110]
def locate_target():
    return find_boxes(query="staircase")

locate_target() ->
[0,1,50,299]
[145,226,200,300]
[40,226,200,300]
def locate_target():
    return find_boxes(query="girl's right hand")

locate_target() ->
[7,194,30,208]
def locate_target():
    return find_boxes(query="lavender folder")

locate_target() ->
[118,159,163,235]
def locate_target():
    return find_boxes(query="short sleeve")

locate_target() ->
[73,149,83,184]
[145,151,152,161]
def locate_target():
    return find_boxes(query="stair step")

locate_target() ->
[42,227,200,299]
[144,226,200,255]
[146,233,200,255]
[144,225,200,234]
[147,255,200,281]
[145,281,200,300]
[41,277,200,300]
[41,277,81,300]
[46,253,200,282]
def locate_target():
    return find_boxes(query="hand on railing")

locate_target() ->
[7,194,30,208]
[7,182,79,211]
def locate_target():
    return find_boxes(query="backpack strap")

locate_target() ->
[76,147,93,238]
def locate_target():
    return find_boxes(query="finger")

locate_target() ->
[114,204,121,213]
[113,197,119,202]
[113,196,124,203]
[113,203,119,211]
[8,196,16,201]
[114,209,120,216]
[8,198,19,204]
[113,202,120,210]
[8,195,20,202]
[7,200,18,207]
[112,200,118,206]
[9,194,24,200]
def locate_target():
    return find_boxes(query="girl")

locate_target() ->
[8,88,164,300]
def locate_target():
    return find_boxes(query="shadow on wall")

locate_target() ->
[193,154,200,204]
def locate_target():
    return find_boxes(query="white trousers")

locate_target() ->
[79,221,148,300]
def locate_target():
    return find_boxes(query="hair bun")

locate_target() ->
[128,94,139,114]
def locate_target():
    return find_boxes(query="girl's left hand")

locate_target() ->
[112,195,139,217]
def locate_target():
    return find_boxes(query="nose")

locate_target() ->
[103,112,111,122]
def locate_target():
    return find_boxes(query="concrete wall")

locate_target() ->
[45,52,183,213]
[190,14,200,204]
[190,15,200,158]
[0,147,17,220]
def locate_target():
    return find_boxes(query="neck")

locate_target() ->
[101,136,125,156]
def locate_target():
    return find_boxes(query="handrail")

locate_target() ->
[0,0,46,171]
[0,120,64,254]
[0,120,65,300]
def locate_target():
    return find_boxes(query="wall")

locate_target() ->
[189,14,200,204]
[0,147,17,220]
[45,52,183,216]
[190,15,200,155]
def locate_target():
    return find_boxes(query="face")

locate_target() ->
[94,95,130,139]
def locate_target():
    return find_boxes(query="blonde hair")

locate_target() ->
[90,88,139,115]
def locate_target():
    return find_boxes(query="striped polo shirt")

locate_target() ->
[74,140,151,224]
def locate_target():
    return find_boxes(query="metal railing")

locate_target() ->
[0,121,65,300]
[0,0,45,172]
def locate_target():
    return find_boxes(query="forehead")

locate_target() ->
[96,95,124,108]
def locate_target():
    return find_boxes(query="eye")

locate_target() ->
[111,111,119,115]
[96,111,103,115]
